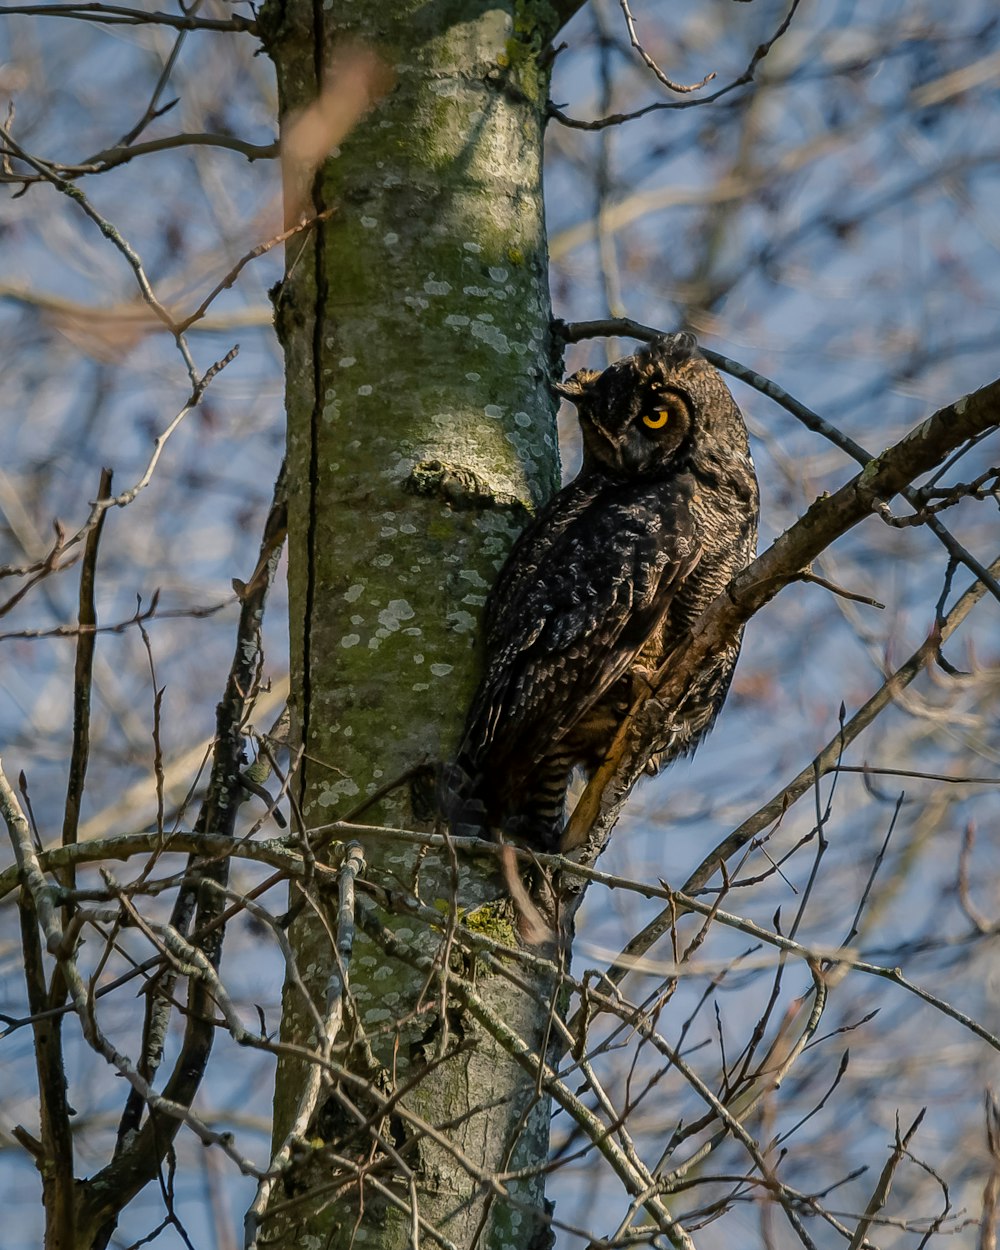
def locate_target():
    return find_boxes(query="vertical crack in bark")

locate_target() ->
[300,0,327,807]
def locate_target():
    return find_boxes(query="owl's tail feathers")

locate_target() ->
[438,756,490,838]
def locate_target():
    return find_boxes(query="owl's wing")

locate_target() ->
[460,485,701,790]
[481,476,596,652]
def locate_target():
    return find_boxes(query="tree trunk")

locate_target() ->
[261,2,562,1246]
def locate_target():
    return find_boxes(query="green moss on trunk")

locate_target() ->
[264,2,562,1246]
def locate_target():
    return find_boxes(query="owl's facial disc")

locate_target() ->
[580,410,620,459]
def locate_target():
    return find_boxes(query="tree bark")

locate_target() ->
[261,2,563,1246]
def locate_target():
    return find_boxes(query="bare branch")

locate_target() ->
[0,3,256,33]
[795,569,885,610]
[176,211,334,333]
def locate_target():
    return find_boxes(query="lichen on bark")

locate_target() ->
[263,2,563,1246]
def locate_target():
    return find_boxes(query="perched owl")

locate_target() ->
[448,332,759,852]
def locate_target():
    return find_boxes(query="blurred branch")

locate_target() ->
[745,151,1000,293]
[983,1090,1000,1250]
[75,348,235,558]
[593,1,625,336]
[554,15,997,133]
[0,281,270,329]
[551,146,999,271]
[0,345,235,622]
[0,3,257,33]
[913,46,1000,108]
[551,0,589,31]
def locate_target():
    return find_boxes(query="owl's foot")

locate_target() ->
[503,812,564,855]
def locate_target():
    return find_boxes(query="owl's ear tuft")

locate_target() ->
[553,369,601,403]
[643,332,700,372]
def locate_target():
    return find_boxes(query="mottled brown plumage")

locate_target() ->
[450,332,759,851]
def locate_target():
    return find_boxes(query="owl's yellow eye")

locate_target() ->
[642,409,670,430]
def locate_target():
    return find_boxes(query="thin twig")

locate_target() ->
[116,7,190,150]
[796,569,885,610]
[848,1111,926,1250]
[0,594,231,642]
[618,0,716,94]
[176,211,334,333]
[830,766,1000,785]
[109,346,241,509]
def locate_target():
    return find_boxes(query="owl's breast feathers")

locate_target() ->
[457,470,702,799]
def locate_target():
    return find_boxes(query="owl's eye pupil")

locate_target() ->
[642,409,670,430]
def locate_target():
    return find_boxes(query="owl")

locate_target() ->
[448,332,759,852]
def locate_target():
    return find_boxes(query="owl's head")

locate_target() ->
[556,332,748,479]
